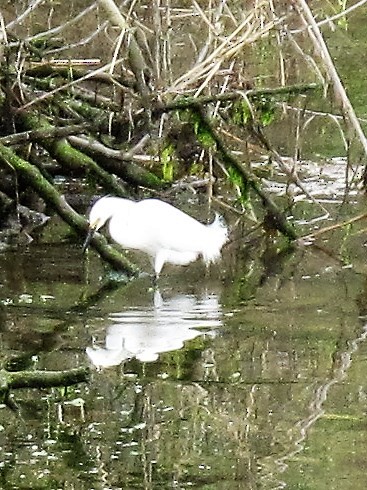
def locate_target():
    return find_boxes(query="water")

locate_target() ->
[86,290,221,366]
[0,200,366,489]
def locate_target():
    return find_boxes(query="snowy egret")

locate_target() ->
[83,196,228,279]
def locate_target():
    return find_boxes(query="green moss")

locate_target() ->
[231,99,253,126]
[161,143,176,181]
[231,97,276,127]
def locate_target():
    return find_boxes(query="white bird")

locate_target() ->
[83,196,228,280]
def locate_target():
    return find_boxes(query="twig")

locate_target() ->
[5,0,44,32]
[19,3,98,43]
[299,212,367,242]
[162,83,319,112]
[166,12,283,94]
[291,0,367,34]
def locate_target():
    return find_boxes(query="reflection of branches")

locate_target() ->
[72,278,125,312]
[260,323,367,488]
[287,324,367,463]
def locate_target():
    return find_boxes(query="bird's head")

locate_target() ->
[82,196,114,253]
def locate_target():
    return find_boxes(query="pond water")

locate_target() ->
[1,184,367,490]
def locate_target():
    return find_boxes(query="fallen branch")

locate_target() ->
[0,143,139,276]
[6,367,89,390]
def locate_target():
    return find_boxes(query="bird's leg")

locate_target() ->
[149,256,159,287]
[153,288,163,308]
[153,253,165,286]
[152,273,159,288]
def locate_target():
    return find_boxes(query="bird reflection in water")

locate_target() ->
[86,289,222,368]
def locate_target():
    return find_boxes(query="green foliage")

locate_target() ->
[161,143,175,181]
[336,0,348,29]
[231,97,276,128]
[227,165,250,205]
[191,113,216,149]
[189,160,204,176]
[231,100,253,126]
[256,97,276,126]
[178,108,216,148]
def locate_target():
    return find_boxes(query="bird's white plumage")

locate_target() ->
[87,196,228,277]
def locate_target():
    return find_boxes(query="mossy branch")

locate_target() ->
[19,111,129,197]
[7,367,89,390]
[193,106,297,240]
[68,135,164,190]
[0,123,89,146]
[160,83,320,113]
[0,366,89,405]
[0,142,139,276]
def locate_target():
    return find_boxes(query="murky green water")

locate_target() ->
[0,195,367,489]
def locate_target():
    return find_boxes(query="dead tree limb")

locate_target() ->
[0,142,139,276]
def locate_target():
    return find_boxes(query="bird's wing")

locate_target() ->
[137,199,209,252]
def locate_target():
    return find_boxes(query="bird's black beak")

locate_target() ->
[82,226,95,253]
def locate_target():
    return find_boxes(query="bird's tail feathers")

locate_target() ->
[202,213,229,264]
